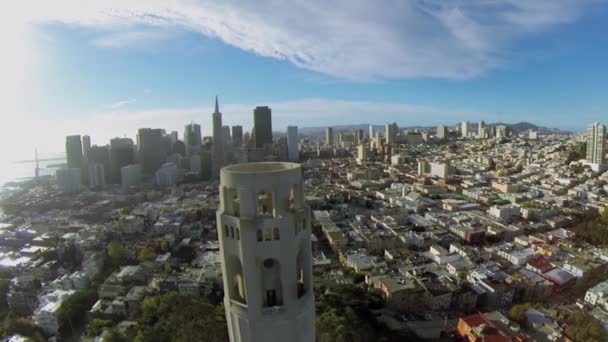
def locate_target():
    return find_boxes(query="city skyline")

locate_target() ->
[4,1,608,161]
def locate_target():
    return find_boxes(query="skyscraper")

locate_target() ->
[385,122,398,145]
[325,127,334,146]
[587,122,606,165]
[232,125,243,147]
[437,125,448,140]
[287,126,298,161]
[461,121,470,138]
[66,135,83,169]
[218,162,315,342]
[88,145,111,182]
[82,135,91,162]
[253,106,273,148]
[137,128,165,174]
[110,138,135,183]
[478,121,486,139]
[354,129,364,145]
[369,125,374,139]
[184,123,202,157]
[212,96,224,178]
[222,126,231,145]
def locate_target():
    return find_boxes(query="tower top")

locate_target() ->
[215,95,219,113]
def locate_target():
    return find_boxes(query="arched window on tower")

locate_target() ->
[230,226,235,238]
[273,227,280,240]
[227,256,246,304]
[262,258,283,307]
[297,250,306,298]
[264,228,272,241]
[257,191,274,216]
[257,229,263,242]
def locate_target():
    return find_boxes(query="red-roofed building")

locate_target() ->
[457,312,527,342]
[526,256,554,274]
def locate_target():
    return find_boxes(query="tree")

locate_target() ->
[0,278,9,314]
[108,241,128,267]
[314,282,383,342]
[58,289,98,336]
[138,247,157,262]
[135,292,228,342]
[2,317,46,342]
[565,312,608,342]
[86,318,114,337]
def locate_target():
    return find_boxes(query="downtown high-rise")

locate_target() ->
[212,96,224,178]
[253,106,273,148]
[587,122,606,165]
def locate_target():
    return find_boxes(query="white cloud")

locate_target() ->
[91,29,174,48]
[16,0,595,80]
[108,98,137,109]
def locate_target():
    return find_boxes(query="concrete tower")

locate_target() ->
[212,96,224,179]
[325,127,334,146]
[286,126,299,162]
[587,122,606,165]
[218,162,315,342]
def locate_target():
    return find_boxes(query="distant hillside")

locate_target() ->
[295,121,567,138]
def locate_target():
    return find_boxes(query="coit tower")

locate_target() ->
[217,162,315,342]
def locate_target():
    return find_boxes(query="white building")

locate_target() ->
[88,163,106,189]
[437,125,448,140]
[357,145,368,162]
[121,164,141,190]
[56,168,81,193]
[489,204,521,222]
[430,162,452,179]
[218,162,315,342]
[461,121,470,138]
[287,126,299,162]
[33,289,75,336]
[155,162,180,187]
[585,280,608,311]
[587,122,606,165]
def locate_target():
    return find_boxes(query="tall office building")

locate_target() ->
[369,125,374,140]
[88,163,106,189]
[437,125,448,140]
[222,126,232,145]
[218,162,314,342]
[253,106,273,148]
[354,129,364,145]
[65,135,83,169]
[82,135,91,162]
[212,96,224,178]
[385,122,399,145]
[478,121,485,138]
[88,145,111,182]
[121,164,141,190]
[232,125,243,147]
[169,131,179,145]
[137,128,165,174]
[325,127,334,146]
[461,121,470,138]
[587,122,606,164]
[495,125,508,139]
[184,123,202,157]
[110,138,135,183]
[287,126,299,162]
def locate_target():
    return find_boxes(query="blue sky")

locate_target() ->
[3,0,608,159]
